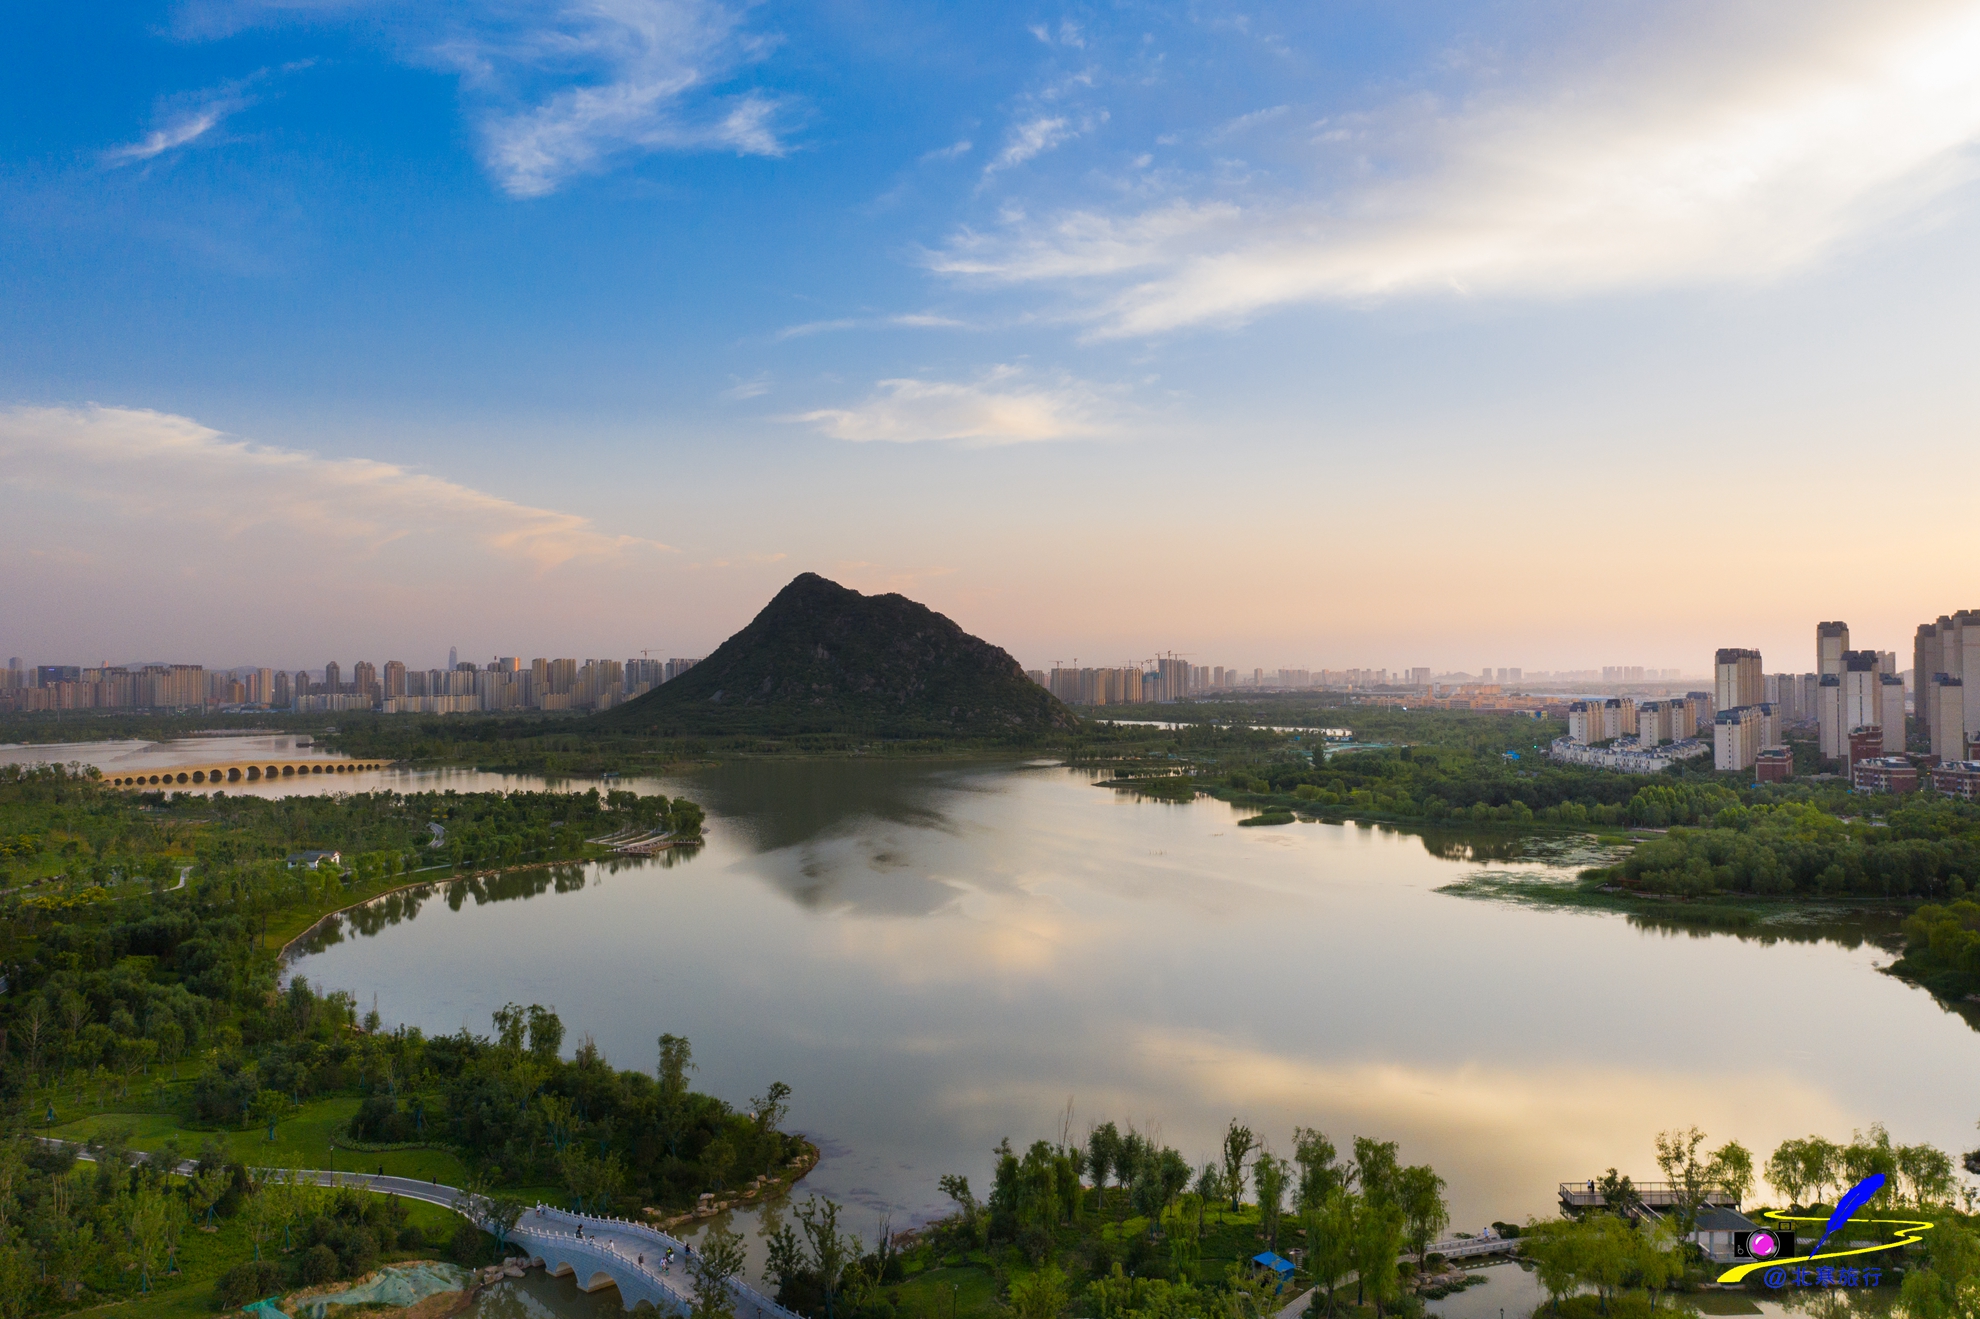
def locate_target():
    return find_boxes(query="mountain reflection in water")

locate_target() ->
[288,758,1980,1250]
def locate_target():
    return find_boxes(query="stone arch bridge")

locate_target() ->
[102,759,387,788]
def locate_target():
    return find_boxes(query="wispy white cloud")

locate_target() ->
[789,366,1117,445]
[0,405,670,572]
[1216,105,1287,138]
[105,108,230,164]
[986,114,1084,176]
[441,0,788,197]
[165,2,780,195]
[921,139,973,163]
[773,313,969,339]
[102,70,285,165]
[936,3,1980,336]
[774,318,860,340]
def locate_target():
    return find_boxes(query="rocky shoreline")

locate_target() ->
[643,1141,821,1230]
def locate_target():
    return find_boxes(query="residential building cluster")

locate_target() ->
[0,652,702,715]
[1915,611,1980,764]
[1542,611,1980,793]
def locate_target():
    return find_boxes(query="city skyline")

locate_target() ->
[7,6,1980,665]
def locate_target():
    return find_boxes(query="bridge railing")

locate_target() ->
[509,1222,675,1292]
[523,1204,805,1319]
[1559,1182,1738,1207]
[1413,1236,1519,1261]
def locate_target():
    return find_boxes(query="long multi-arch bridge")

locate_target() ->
[100,758,388,788]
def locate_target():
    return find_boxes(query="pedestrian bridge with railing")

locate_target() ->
[507,1205,805,1319]
[1415,1234,1520,1261]
[36,1143,797,1319]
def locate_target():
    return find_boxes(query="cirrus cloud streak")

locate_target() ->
[936,2,1980,336]
[0,404,671,572]
[789,368,1119,444]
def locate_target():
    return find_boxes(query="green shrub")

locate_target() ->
[450,1221,493,1266]
[299,1244,341,1286]
[216,1259,286,1309]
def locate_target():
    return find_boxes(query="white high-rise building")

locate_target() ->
[1815,622,1851,759]
[1932,675,1967,762]
[1714,648,1763,712]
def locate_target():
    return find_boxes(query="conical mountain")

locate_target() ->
[599,573,1077,737]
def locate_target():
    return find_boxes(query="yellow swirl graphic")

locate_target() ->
[1715,1208,1934,1283]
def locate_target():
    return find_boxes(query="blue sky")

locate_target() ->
[5,1,1980,674]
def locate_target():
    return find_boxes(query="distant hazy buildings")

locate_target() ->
[0,650,705,715]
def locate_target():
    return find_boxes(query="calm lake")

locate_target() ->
[270,756,1980,1241]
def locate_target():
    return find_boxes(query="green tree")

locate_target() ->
[1766,1139,1813,1207]
[1521,1217,1587,1315]
[1222,1120,1257,1212]
[1653,1127,1712,1236]
[243,1176,279,1262]
[689,1224,749,1319]
[1006,1265,1071,1319]
[657,1033,695,1156]
[670,800,706,838]
[1292,1128,1341,1214]
[250,1089,287,1142]
[1597,1168,1640,1217]
[1351,1202,1405,1316]
[526,1005,565,1061]
[1192,1164,1223,1232]
[493,1003,528,1053]
[1898,1142,1956,1207]
[1089,1122,1122,1212]
[1351,1137,1400,1208]
[1396,1164,1448,1261]
[938,1174,981,1246]
[486,1196,527,1248]
[1706,1140,1754,1205]
[127,1180,183,1293]
[0,1240,35,1319]
[1632,1218,1687,1312]
[1254,1151,1289,1252]
[1578,1214,1638,1316]
[795,1196,859,1319]
[1305,1190,1357,1316]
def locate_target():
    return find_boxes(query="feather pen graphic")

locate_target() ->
[1807,1174,1885,1259]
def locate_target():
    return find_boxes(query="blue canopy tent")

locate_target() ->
[1252,1252,1296,1291]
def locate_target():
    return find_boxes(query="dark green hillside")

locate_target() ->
[597,572,1078,738]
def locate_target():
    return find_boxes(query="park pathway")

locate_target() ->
[42,1139,798,1318]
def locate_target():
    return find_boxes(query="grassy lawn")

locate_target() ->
[46,1094,472,1188]
[893,1264,1002,1319]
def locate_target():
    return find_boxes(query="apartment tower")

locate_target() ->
[1816,622,1850,759]
[1714,648,1763,712]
